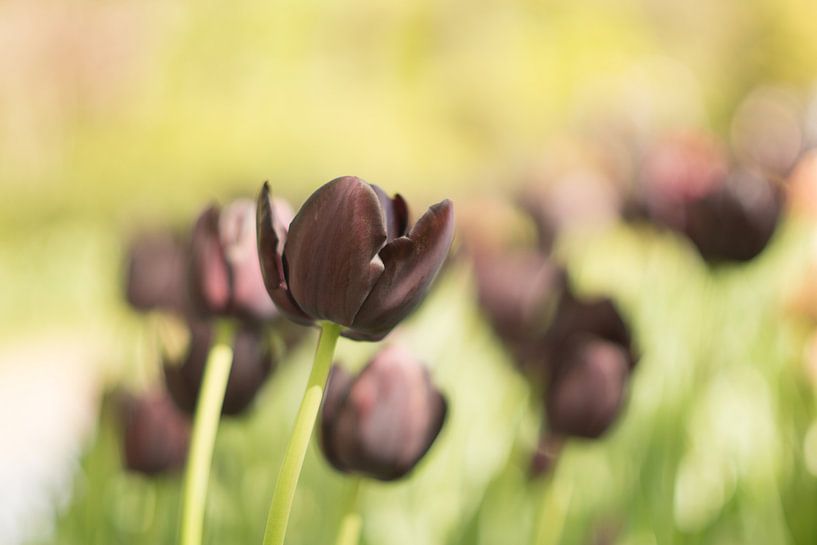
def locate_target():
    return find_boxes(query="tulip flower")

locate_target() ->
[190,199,280,322]
[124,230,189,313]
[164,320,276,416]
[320,344,448,481]
[546,337,632,438]
[257,176,455,341]
[257,177,454,545]
[121,391,191,475]
[473,250,567,364]
[637,133,783,263]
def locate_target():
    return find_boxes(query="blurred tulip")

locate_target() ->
[124,230,188,313]
[189,199,279,322]
[473,250,567,362]
[638,133,783,263]
[546,337,631,438]
[319,345,447,481]
[257,177,455,341]
[164,321,276,416]
[121,390,190,475]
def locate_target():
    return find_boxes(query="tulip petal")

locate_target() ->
[220,198,278,321]
[349,199,454,340]
[371,184,410,241]
[256,183,312,323]
[320,365,355,472]
[190,205,230,315]
[285,176,388,325]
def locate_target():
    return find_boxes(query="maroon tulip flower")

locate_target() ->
[637,133,783,263]
[124,230,189,313]
[164,320,276,416]
[257,176,455,341]
[319,345,448,481]
[546,337,631,439]
[473,250,567,360]
[190,198,281,322]
[121,390,191,475]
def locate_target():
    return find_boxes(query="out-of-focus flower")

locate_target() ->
[257,177,455,341]
[189,199,279,322]
[319,344,447,481]
[637,133,783,263]
[124,230,188,313]
[164,321,276,416]
[473,250,567,363]
[681,169,783,263]
[546,337,632,438]
[121,390,190,475]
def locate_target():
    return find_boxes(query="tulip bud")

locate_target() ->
[681,169,782,263]
[190,199,280,322]
[124,230,188,313]
[473,251,567,361]
[638,133,782,263]
[319,345,447,481]
[257,177,455,341]
[546,338,631,438]
[164,321,275,416]
[121,390,190,475]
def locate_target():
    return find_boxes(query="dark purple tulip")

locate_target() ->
[124,230,188,313]
[638,133,783,263]
[546,337,631,439]
[473,250,567,361]
[319,345,447,481]
[257,177,455,341]
[542,292,634,362]
[681,169,783,263]
[164,321,275,416]
[189,198,280,322]
[121,390,190,475]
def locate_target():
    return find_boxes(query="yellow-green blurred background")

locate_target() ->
[3,0,817,544]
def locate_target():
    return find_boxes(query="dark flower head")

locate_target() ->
[257,177,455,341]
[190,198,280,322]
[124,230,188,313]
[319,344,448,481]
[473,250,567,359]
[121,390,190,475]
[164,320,276,416]
[546,337,631,439]
[637,133,783,264]
[681,169,783,263]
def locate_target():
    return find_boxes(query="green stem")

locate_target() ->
[262,321,342,545]
[334,479,363,545]
[179,323,235,545]
[532,472,572,545]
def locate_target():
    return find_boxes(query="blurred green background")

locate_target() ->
[2,0,817,543]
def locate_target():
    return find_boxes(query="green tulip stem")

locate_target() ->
[179,322,235,545]
[334,478,364,545]
[262,321,342,545]
[533,472,572,545]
